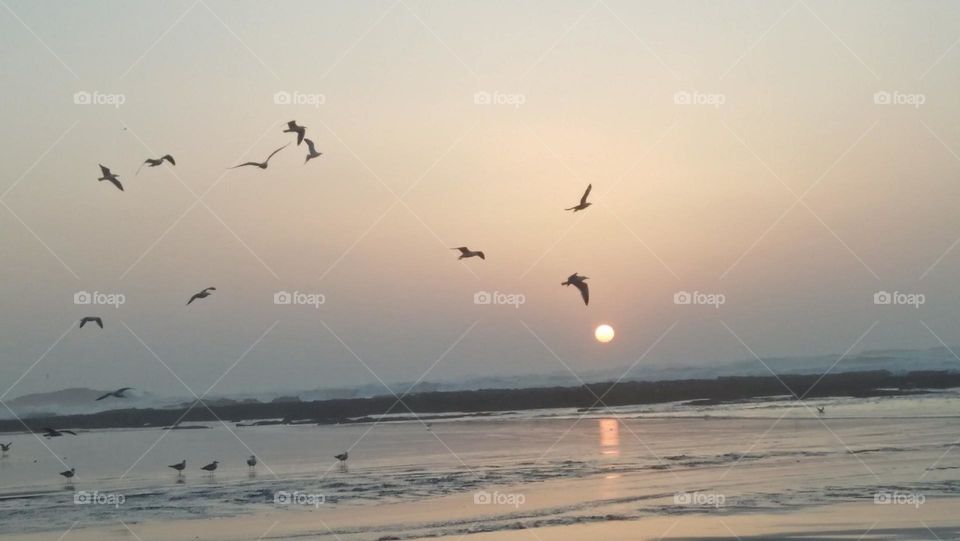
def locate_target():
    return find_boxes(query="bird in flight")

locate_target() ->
[97,165,123,191]
[561,273,589,306]
[0,443,11,454]
[334,451,348,462]
[283,121,307,145]
[42,427,77,438]
[169,460,186,476]
[817,407,825,415]
[303,138,323,164]
[79,316,103,329]
[187,287,216,305]
[452,247,485,260]
[96,387,132,401]
[565,184,592,212]
[136,154,176,174]
[229,144,289,170]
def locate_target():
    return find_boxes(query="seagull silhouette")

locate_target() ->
[452,247,485,260]
[42,428,77,438]
[201,460,219,475]
[79,316,103,329]
[283,121,306,145]
[169,460,186,475]
[187,287,216,305]
[303,138,323,164]
[229,144,289,170]
[817,407,825,415]
[97,165,123,191]
[565,184,592,212]
[96,387,132,401]
[561,273,589,306]
[136,154,175,174]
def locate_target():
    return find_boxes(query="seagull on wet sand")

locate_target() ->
[136,154,175,174]
[283,121,306,145]
[79,316,103,329]
[303,138,322,163]
[42,428,77,438]
[169,460,186,476]
[452,247,485,260]
[97,165,123,191]
[229,144,289,170]
[565,184,592,212]
[187,287,216,305]
[59,468,75,481]
[96,387,132,401]
[561,273,589,306]
[201,461,219,475]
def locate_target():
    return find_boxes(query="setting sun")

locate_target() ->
[594,324,615,343]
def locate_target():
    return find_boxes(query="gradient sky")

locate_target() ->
[2,0,960,398]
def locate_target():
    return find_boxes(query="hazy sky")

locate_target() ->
[2,0,960,398]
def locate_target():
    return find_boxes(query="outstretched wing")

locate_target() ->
[580,184,592,205]
[107,177,124,191]
[573,280,589,306]
[230,161,261,169]
[452,247,469,255]
[304,138,317,154]
[265,143,290,162]
[62,430,77,435]
[95,392,111,401]
[187,293,200,305]
[98,164,111,177]
[162,154,175,165]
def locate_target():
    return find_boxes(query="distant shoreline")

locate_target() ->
[2,369,957,434]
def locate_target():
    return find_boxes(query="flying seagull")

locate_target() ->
[303,138,323,164]
[79,316,103,329]
[169,460,186,476]
[283,121,306,145]
[817,407,825,415]
[136,154,176,174]
[565,184,593,212]
[334,452,348,463]
[42,428,77,438]
[246,455,257,471]
[1,443,10,454]
[96,387,132,401]
[201,460,219,475]
[229,144,289,170]
[561,273,589,306]
[187,287,216,305]
[97,165,123,191]
[452,247,485,260]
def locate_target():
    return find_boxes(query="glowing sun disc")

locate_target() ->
[595,324,615,343]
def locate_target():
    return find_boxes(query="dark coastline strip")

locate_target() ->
[2,370,958,434]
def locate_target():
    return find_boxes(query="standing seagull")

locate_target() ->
[136,154,176,174]
[561,273,589,306]
[229,144,289,170]
[1,443,11,455]
[565,184,593,212]
[187,287,216,305]
[169,460,186,477]
[246,455,257,472]
[283,121,307,145]
[59,468,75,484]
[303,138,323,164]
[334,452,348,463]
[452,247,485,260]
[97,165,123,191]
[79,316,103,329]
[96,387,132,401]
[201,461,219,476]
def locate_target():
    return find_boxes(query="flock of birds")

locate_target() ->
[16,120,599,486]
